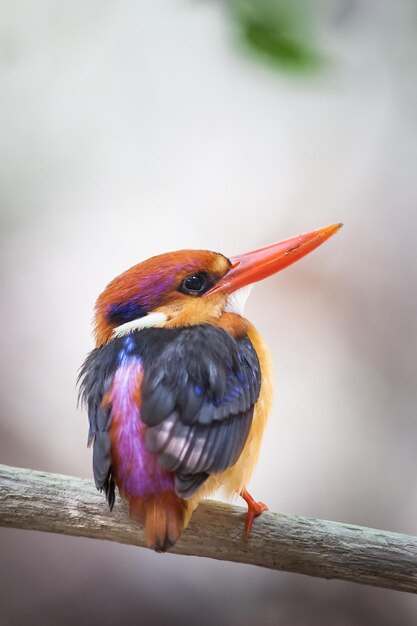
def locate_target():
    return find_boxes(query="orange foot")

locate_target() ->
[240,489,268,541]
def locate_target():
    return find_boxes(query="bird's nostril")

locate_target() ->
[284,245,301,255]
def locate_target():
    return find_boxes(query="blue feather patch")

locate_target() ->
[107,301,148,325]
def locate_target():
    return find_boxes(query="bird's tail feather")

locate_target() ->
[129,492,186,552]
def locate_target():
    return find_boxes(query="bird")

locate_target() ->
[79,223,342,552]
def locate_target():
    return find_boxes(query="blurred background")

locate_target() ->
[1,0,417,624]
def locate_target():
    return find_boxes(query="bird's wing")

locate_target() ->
[139,325,261,498]
[78,341,121,509]
[79,325,261,503]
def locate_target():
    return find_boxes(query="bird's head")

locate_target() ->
[94,223,342,346]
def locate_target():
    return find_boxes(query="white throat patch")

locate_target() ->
[224,285,253,316]
[112,311,168,338]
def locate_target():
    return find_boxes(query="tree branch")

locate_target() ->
[0,463,416,593]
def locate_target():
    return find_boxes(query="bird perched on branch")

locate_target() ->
[79,223,342,551]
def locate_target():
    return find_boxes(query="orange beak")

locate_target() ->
[205,223,343,297]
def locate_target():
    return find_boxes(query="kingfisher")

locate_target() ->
[79,223,342,551]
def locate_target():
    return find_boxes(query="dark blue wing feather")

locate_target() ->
[78,341,122,509]
[139,325,261,498]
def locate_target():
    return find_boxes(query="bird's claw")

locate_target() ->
[240,489,268,541]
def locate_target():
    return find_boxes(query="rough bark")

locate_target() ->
[0,464,416,593]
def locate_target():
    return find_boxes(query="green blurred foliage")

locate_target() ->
[229,0,323,73]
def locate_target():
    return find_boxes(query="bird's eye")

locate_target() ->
[179,273,208,295]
